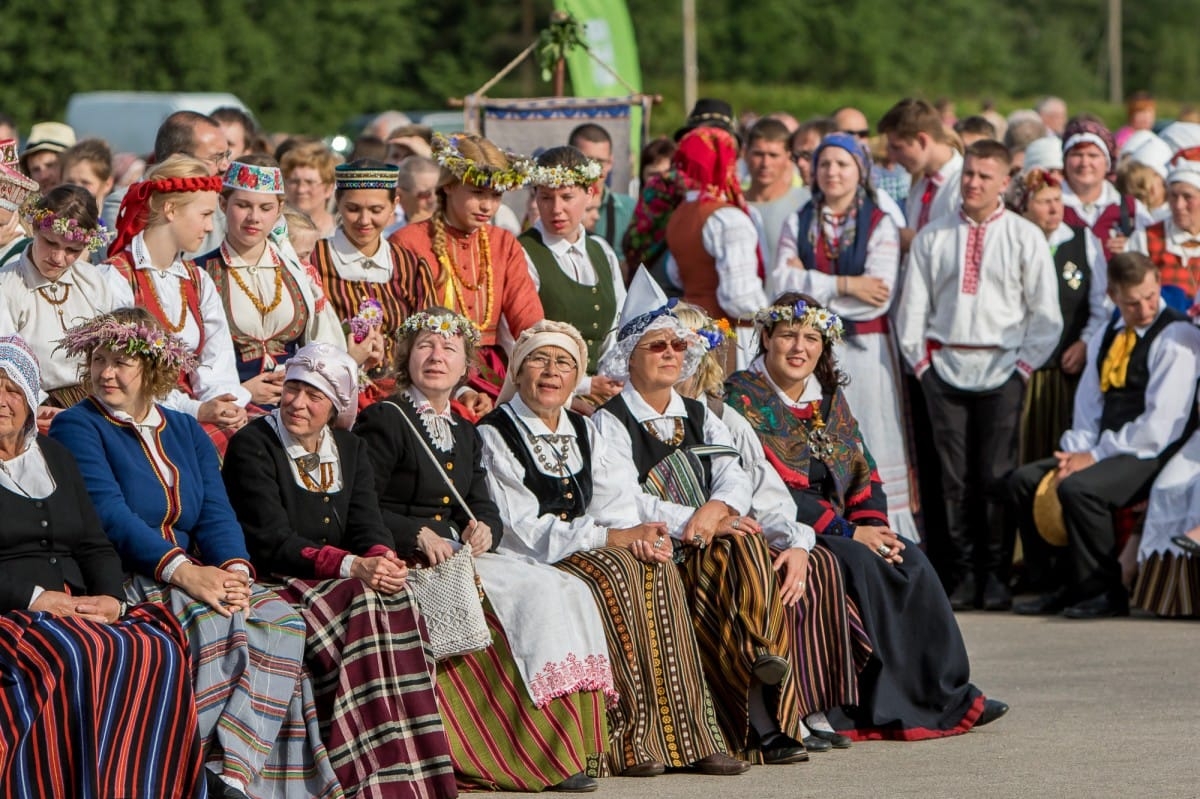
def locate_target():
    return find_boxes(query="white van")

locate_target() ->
[65,92,252,155]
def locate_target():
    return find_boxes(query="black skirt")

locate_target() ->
[820,535,986,740]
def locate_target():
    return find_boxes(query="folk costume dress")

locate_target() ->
[355,389,612,791]
[726,362,989,741]
[592,385,792,758]
[223,414,458,799]
[0,250,133,408]
[478,395,730,774]
[0,435,205,799]
[772,186,917,541]
[49,399,342,799]
[390,218,544,397]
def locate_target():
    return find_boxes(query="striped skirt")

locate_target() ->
[0,603,205,798]
[437,605,608,791]
[1133,553,1200,617]
[677,532,791,755]
[270,577,458,799]
[557,546,727,773]
[777,545,872,726]
[128,576,343,798]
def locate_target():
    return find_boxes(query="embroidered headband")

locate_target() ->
[432,133,532,192]
[284,342,359,429]
[57,314,198,374]
[617,297,678,343]
[224,160,285,194]
[399,310,481,345]
[527,159,602,188]
[19,195,111,253]
[754,299,845,343]
[109,174,224,258]
[334,163,399,191]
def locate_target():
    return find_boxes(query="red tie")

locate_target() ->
[917,180,937,230]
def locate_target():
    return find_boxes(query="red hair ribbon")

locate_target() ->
[108,175,224,258]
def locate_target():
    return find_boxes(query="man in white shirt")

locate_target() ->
[744,118,810,272]
[1009,253,1200,618]
[897,140,1062,612]
[878,98,964,251]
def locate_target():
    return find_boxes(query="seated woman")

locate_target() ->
[672,302,871,753]
[726,292,1008,740]
[390,134,544,402]
[353,309,613,793]
[49,309,340,799]
[0,334,205,798]
[590,277,801,763]
[1134,389,1200,617]
[222,342,457,798]
[192,157,349,410]
[0,185,131,417]
[478,319,748,778]
[103,155,252,451]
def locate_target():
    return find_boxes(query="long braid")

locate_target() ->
[431,211,450,291]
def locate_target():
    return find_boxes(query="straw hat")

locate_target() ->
[1032,470,1067,547]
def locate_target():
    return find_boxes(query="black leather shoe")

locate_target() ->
[806,727,853,749]
[801,735,832,752]
[761,732,808,764]
[981,574,1012,611]
[1063,592,1129,619]
[552,772,599,792]
[948,575,978,611]
[619,761,665,777]
[752,654,789,686]
[1171,535,1200,556]
[1013,588,1069,616]
[690,752,750,775]
[974,698,1009,727]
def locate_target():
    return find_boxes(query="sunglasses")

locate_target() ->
[639,339,689,353]
[841,128,871,138]
[791,150,814,164]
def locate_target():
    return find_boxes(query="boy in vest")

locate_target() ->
[897,139,1062,611]
[1009,252,1200,618]
[520,146,626,412]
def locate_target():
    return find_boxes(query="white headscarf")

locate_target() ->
[499,320,589,404]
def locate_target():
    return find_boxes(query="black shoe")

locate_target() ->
[981,574,1012,611]
[753,654,790,686]
[761,732,808,764]
[690,752,750,775]
[1063,592,1129,619]
[619,761,665,777]
[205,772,249,799]
[552,772,599,792]
[975,698,1009,727]
[948,575,978,611]
[1013,588,1069,616]
[801,734,833,752]
[806,727,853,749]
[1171,535,1200,556]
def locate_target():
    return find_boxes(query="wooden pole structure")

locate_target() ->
[683,0,698,114]
[1107,0,1122,104]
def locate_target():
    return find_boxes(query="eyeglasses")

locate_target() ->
[526,354,578,373]
[200,149,233,166]
[638,339,689,354]
[840,128,871,138]
[791,150,814,164]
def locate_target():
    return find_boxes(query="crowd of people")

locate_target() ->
[0,87,1196,797]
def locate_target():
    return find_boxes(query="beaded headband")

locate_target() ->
[754,299,844,343]
[527,159,602,188]
[224,160,285,194]
[20,195,111,253]
[432,133,532,192]
[57,315,197,373]
[334,163,399,191]
[399,310,481,345]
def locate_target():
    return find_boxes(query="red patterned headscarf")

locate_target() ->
[108,175,223,258]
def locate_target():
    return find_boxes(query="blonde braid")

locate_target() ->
[431,212,450,290]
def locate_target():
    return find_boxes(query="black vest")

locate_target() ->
[1050,226,1093,363]
[1098,306,1188,433]
[479,407,593,521]
[599,394,712,487]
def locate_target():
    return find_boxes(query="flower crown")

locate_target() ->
[57,316,197,373]
[686,315,736,351]
[432,133,532,192]
[21,197,111,253]
[399,311,481,345]
[528,159,602,188]
[753,300,844,342]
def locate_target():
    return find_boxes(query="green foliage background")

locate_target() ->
[0,0,1194,136]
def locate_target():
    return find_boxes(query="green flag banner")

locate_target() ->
[553,0,642,97]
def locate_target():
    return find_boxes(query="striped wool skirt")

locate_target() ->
[557,546,727,773]
[0,603,205,798]
[677,532,791,756]
[128,576,343,798]
[776,545,873,731]
[271,577,458,799]
[437,604,608,791]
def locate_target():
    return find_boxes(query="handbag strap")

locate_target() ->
[382,400,477,523]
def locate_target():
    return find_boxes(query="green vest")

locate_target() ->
[519,228,617,373]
